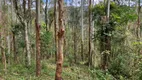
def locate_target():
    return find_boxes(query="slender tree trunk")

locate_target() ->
[25,23,31,67]
[137,0,140,39]
[2,1,7,72]
[45,0,48,31]
[7,5,11,64]
[55,0,64,80]
[22,0,31,67]
[36,0,41,76]
[91,0,95,66]
[1,28,7,72]
[81,0,84,61]
[73,26,77,63]
[54,0,58,62]
[88,0,92,66]
[73,6,77,64]
[13,0,32,66]
[10,0,13,64]
[13,33,17,63]
[23,0,26,15]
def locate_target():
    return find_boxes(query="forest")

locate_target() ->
[0,0,142,80]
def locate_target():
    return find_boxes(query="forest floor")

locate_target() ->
[0,58,94,80]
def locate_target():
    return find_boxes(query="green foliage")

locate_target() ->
[93,2,137,40]
[108,54,131,79]
[8,63,35,76]
[68,7,80,26]
[138,63,142,80]
[110,5,137,25]
[11,23,24,35]
[89,68,114,80]
[41,31,52,45]
[92,3,138,80]
[41,31,53,57]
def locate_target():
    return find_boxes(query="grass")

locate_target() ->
[0,58,93,80]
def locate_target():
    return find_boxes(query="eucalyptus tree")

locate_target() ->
[45,0,48,31]
[137,0,140,38]
[88,0,95,67]
[36,0,41,76]
[0,0,8,72]
[13,0,32,67]
[54,0,58,61]
[88,0,92,66]
[81,0,84,61]
[55,0,65,79]
[10,0,17,63]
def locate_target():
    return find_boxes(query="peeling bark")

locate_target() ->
[55,0,64,80]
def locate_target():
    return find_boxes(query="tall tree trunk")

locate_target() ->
[88,0,92,66]
[7,5,11,64]
[22,0,31,67]
[10,0,13,64]
[137,0,140,39]
[54,0,58,62]
[13,33,17,63]
[55,0,64,80]
[81,0,84,61]
[1,28,7,72]
[73,5,77,64]
[73,25,77,63]
[13,0,32,66]
[90,0,95,66]
[36,0,41,76]
[23,0,26,15]
[25,23,31,67]
[2,0,7,72]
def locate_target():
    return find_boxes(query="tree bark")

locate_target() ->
[55,0,64,80]
[88,0,92,66]
[73,26,77,63]
[54,0,58,62]
[7,5,11,65]
[45,0,48,31]
[36,0,41,76]
[25,23,31,67]
[13,33,17,63]
[1,28,7,72]
[137,0,140,39]
[13,0,32,67]
[81,0,84,61]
